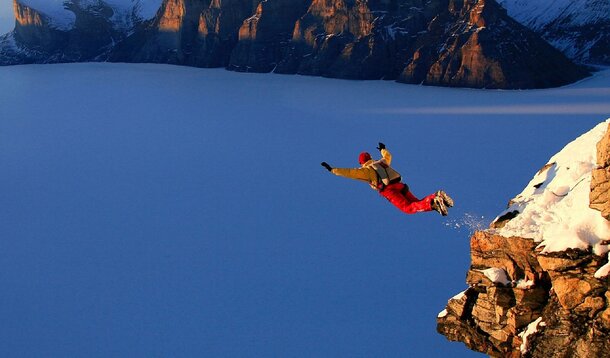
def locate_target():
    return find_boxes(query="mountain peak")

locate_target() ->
[498,0,610,64]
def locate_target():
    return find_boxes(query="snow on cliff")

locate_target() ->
[493,119,610,256]
[17,0,162,30]
[498,0,610,30]
[497,0,610,61]
[19,0,76,30]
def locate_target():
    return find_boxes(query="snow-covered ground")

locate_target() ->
[494,119,610,255]
[1,63,609,357]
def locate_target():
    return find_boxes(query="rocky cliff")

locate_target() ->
[0,0,160,64]
[498,0,610,66]
[1,0,591,89]
[438,120,610,357]
[273,0,588,88]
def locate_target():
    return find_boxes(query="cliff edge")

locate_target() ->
[438,119,610,357]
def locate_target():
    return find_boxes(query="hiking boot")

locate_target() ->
[436,190,454,208]
[432,196,448,216]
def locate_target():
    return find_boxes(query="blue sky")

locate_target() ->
[0,0,11,34]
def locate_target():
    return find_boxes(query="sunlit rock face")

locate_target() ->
[591,123,610,220]
[195,0,261,66]
[116,0,209,65]
[228,0,309,72]
[158,0,187,31]
[14,1,43,27]
[12,1,68,55]
[271,0,587,88]
[3,0,148,64]
[273,0,384,79]
[438,122,610,357]
[112,0,257,67]
[396,0,587,89]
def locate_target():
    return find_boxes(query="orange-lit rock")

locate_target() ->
[14,0,43,27]
[237,3,263,41]
[158,0,186,32]
[229,0,309,72]
[591,123,610,220]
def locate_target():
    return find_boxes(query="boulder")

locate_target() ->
[590,123,610,219]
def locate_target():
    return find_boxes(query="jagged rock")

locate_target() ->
[527,293,610,357]
[398,0,588,89]
[112,0,225,66]
[13,1,63,52]
[275,0,391,79]
[498,0,610,65]
[3,0,146,64]
[590,123,610,220]
[228,0,310,72]
[439,231,550,355]
[489,210,518,229]
[438,231,610,357]
[469,232,542,282]
[274,0,588,88]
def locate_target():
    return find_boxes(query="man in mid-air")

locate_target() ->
[321,143,453,216]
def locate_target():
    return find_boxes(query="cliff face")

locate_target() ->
[112,0,257,67]
[438,121,610,357]
[228,0,310,72]
[395,0,586,88]
[1,0,147,64]
[591,127,610,220]
[271,0,587,88]
[1,0,591,89]
[6,1,69,63]
[498,0,610,65]
[113,0,211,65]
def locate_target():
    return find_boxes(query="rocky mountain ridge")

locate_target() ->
[0,0,590,89]
[498,0,610,65]
[438,120,610,357]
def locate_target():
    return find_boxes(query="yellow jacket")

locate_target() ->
[331,149,396,190]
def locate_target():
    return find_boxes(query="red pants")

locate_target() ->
[379,182,435,214]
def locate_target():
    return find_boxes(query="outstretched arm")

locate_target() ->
[377,142,392,165]
[321,162,378,186]
[331,167,377,183]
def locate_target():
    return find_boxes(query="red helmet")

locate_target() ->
[358,152,372,165]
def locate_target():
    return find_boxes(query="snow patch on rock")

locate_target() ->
[519,317,545,354]
[498,0,610,30]
[17,0,162,31]
[18,0,76,30]
[478,268,510,285]
[595,254,610,278]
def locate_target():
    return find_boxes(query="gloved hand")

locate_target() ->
[321,162,332,172]
[376,142,386,151]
